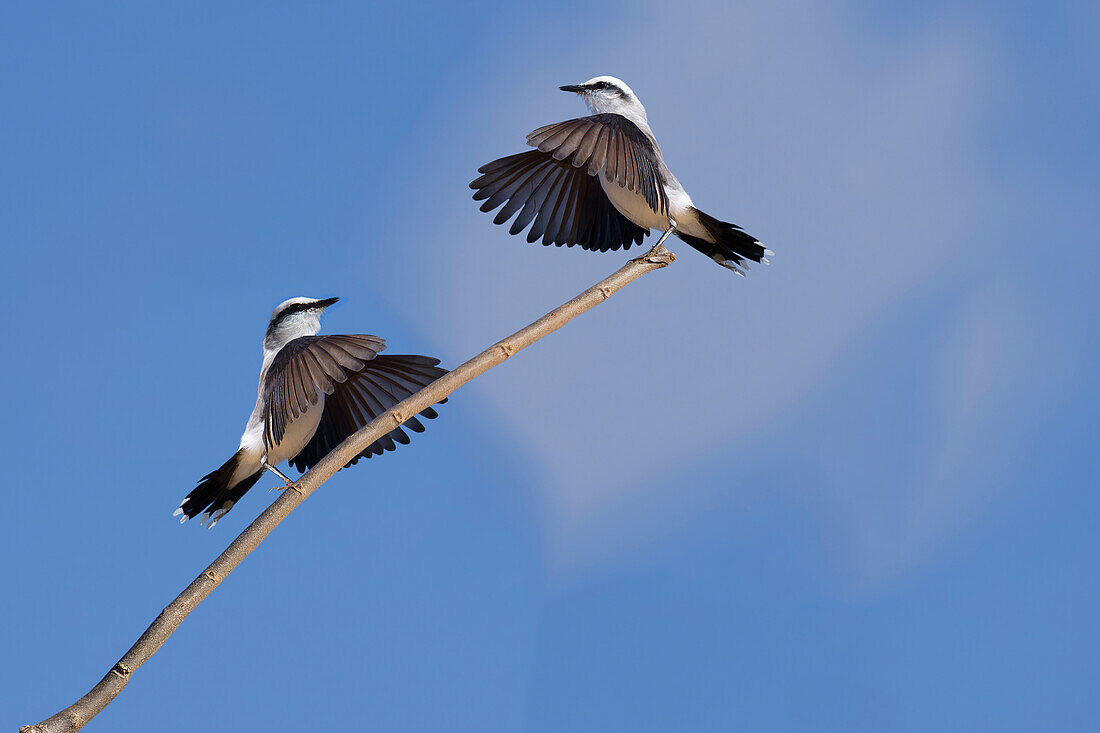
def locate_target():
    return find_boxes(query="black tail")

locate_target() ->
[676,207,771,275]
[175,448,262,526]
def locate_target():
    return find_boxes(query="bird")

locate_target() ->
[470,75,771,275]
[175,296,448,528]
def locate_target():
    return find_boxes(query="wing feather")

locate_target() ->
[532,162,572,245]
[287,354,449,473]
[587,125,610,176]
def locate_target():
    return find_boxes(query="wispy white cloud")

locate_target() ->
[834,278,1063,587]
[364,1,1062,581]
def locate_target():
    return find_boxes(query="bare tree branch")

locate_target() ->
[21,243,676,733]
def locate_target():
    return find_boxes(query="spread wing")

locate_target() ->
[289,354,448,473]
[263,335,386,451]
[471,151,647,252]
[470,113,667,253]
[526,113,668,217]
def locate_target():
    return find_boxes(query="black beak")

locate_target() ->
[315,296,339,308]
[559,84,586,94]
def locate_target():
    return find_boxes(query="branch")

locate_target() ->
[21,243,675,732]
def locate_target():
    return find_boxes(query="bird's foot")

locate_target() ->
[632,223,678,266]
[633,236,677,267]
[263,462,295,490]
[631,246,677,267]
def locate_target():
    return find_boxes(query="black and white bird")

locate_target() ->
[471,76,771,275]
[176,297,447,528]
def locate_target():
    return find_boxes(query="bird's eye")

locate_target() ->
[592,81,609,90]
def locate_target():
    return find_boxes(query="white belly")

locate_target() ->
[599,174,671,230]
[264,395,325,465]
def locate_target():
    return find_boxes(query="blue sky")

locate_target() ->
[3,1,1098,730]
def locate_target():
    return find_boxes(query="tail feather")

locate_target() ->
[175,449,261,528]
[677,207,771,275]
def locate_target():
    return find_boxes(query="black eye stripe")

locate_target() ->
[587,80,624,96]
[274,302,320,321]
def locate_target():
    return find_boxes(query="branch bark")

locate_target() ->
[20,243,675,733]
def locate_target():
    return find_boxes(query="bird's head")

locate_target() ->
[560,76,646,120]
[264,296,339,351]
